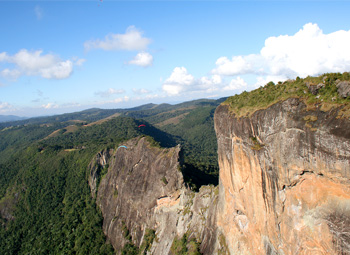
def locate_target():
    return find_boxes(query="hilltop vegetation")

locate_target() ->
[224,72,350,117]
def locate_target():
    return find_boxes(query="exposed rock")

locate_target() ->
[214,98,350,255]
[88,148,113,197]
[94,137,219,254]
[306,82,325,95]
[91,97,350,255]
[337,81,350,98]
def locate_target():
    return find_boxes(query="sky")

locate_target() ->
[1,0,350,117]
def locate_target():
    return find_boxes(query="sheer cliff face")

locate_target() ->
[95,137,219,254]
[214,98,350,255]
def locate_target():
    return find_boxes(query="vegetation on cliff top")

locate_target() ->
[224,72,350,118]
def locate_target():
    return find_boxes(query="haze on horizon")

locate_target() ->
[1,1,350,117]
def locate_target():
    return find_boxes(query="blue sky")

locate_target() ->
[1,1,350,117]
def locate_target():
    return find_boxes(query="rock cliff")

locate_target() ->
[93,137,220,254]
[214,98,350,254]
[90,79,350,254]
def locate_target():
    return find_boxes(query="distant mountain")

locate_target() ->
[0,98,226,128]
[0,98,224,189]
[0,115,27,123]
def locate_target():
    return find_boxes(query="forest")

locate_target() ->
[0,98,222,254]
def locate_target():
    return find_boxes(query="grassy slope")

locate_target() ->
[224,72,350,118]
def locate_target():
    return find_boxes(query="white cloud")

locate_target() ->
[84,26,151,51]
[132,88,151,95]
[128,52,153,67]
[40,60,73,79]
[95,88,125,98]
[0,102,15,113]
[113,96,130,104]
[1,68,21,79]
[42,103,58,109]
[0,49,83,80]
[34,5,43,20]
[212,55,255,76]
[162,67,195,95]
[212,23,350,80]
[162,67,223,96]
[223,77,247,91]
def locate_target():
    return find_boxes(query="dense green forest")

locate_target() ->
[0,98,223,254]
[0,117,146,254]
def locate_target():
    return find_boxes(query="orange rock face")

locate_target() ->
[214,98,350,255]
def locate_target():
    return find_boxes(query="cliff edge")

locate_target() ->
[93,137,219,254]
[214,97,350,254]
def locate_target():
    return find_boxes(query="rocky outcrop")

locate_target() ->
[88,149,113,197]
[306,82,325,95]
[214,98,350,255]
[93,137,219,254]
[336,81,350,98]
[91,96,350,255]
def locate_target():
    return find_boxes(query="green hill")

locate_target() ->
[0,97,224,254]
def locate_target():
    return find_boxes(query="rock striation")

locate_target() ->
[214,98,350,255]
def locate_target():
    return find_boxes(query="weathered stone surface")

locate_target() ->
[88,149,113,197]
[214,98,350,255]
[337,81,350,98]
[306,82,325,95]
[92,97,349,254]
[94,137,219,254]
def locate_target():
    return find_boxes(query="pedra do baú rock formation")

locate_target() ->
[214,77,350,254]
[90,74,350,255]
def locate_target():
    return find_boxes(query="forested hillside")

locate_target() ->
[0,117,148,254]
[0,98,223,254]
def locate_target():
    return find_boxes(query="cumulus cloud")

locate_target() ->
[223,77,247,91]
[128,52,153,67]
[212,23,350,80]
[212,55,256,76]
[132,88,151,95]
[94,88,125,98]
[162,67,222,96]
[162,67,195,96]
[0,49,83,80]
[84,26,151,51]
